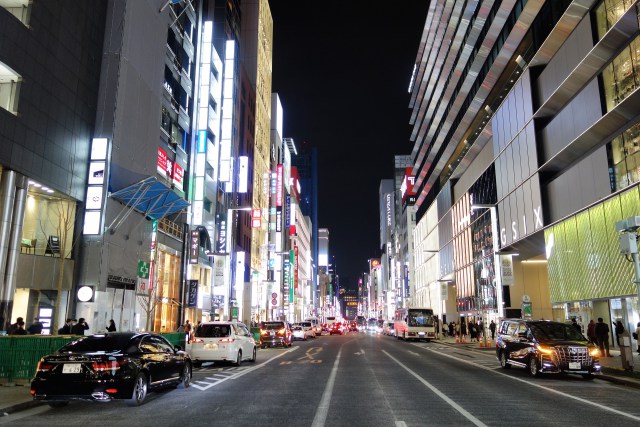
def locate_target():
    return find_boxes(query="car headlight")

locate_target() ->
[589,347,600,357]
[535,344,554,355]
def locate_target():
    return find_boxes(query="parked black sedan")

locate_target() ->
[31,332,191,407]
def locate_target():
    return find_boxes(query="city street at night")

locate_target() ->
[3,333,640,426]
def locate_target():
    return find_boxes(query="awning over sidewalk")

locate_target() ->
[109,177,189,221]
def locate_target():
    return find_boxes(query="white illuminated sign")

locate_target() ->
[77,286,94,302]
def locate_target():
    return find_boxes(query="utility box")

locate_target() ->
[618,233,638,255]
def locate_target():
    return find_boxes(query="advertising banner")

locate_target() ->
[187,280,198,307]
[189,230,199,264]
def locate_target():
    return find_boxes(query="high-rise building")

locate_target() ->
[410,1,640,331]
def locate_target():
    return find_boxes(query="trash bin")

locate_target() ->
[619,331,634,371]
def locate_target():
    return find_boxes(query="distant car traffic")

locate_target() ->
[30,332,191,407]
[329,322,344,335]
[292,325,307,340]
[189,321,257,367]
[259,321,293,348]
[297,321,316,338]
[382,321,395,336]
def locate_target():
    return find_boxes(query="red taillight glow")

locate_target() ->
[30,390,36,395]
[92,360,124,371]
[36,361,54,372]
[260,329,268,335]
[105,388,118,394]
[192,338,204,343]
[219,338,235,343]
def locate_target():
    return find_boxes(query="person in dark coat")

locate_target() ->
[614,320,625,346]
[27,318,44,335]
[586,319,596,344]
[107,319,117,332]
[571,318,581,333]
[595,317,611,357]
[71,318,89,335]
[9,319,28,335]
[7,317,24,335]
[489,320,497,340]
[58,318,73,334]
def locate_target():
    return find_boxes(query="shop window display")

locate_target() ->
[594,0,635,40]
[609,122,640,191]
[602,35,640,111]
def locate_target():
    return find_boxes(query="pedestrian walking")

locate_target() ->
[27,317,44,335]
[634,322,640,354]
[71,318,89,335]
[460,320,467,340]
[489,320,496,340]
[184,320,192,343]
[587,319,596,344]
[614,320,625,347]
[58,318,73,334]
[107,319,117,332]
[448,321,454,337]
[571,318,581,333]
[455,321,460,338]
[595,317,611,357]
[469,321,477,342]
[9,319,27,335]
[7,317,24,335]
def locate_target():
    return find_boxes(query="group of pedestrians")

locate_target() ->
[444,319,496,342]
[7,317,44,335]
[584,317,640,356]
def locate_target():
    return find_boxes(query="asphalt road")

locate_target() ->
[3,332,640,426]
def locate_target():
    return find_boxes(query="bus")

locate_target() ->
[394,308,436,341]
[355,315,367,332]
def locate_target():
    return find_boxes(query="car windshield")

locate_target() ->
[300,322,312,327]
[261,322,285,330]
[529,322,585,341]
[58,334,133,353]
[196,324,231,338]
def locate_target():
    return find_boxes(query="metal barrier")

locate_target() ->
[0,332,186,384]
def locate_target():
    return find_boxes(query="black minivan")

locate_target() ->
[495,319,601,379]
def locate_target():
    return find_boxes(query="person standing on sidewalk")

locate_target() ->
[595,317,611,357]
[587,319,596,344]
[489,320,496,340]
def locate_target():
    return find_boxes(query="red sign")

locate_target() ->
[157,147,168,175]
[401,167,416,203]
[251,209,261,228]
[172,163,184,189]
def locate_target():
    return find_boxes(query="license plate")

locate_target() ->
[62,364,82,374]
[418,332,425,336]
[270,332,275,336]
[569,362,581,370]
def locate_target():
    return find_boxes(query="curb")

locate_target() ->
[0,400,42,416]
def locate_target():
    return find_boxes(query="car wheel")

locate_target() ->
[126,373,148,406]
[500,351,511,369]
[250,346,257,363]
[234,350,242,366]
[48,401,69,408]
[582,373,595,380]
[178,363,191,388]
[528,357,540,377]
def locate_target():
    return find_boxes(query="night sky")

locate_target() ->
[268,1,430,289]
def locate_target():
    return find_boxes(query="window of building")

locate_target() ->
[0,61,21,115]
[608,121,640,191]
[602,35,640,111]
[0,0,31,26]
[594,0,635,40]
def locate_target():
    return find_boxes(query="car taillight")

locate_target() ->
[219,338,235,343]
[92,360,125,372]
[36,361,54,372]
[192,338,204,343]
[260,329,268,335]
[277,328,286,336]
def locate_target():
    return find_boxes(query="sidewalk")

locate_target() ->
[2,337,640,416]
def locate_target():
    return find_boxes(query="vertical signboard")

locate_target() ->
[216,213,227,253]
[189,229,199,264]
[83,138,109,235]
[187,280,198,307]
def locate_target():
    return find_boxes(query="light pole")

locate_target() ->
[615,216,640,302]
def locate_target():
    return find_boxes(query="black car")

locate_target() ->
[31,332,192,407]
[259,321,292,348]
[496,319,601,379]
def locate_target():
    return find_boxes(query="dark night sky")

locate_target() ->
[268,1,429,289]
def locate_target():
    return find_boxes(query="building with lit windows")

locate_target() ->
[410,0,640,335]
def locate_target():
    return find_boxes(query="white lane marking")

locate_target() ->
[311,348,342,427]
[423,346,640,422]
[395,422,407,427]
[354,349,365,355]
[190,347,298,391]
[0,405,49,425]
[383,350,487,427]
[407,351,420,356]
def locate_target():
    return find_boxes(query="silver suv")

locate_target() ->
[495,319,601,379]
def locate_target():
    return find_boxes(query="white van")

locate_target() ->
[305,317,322,335]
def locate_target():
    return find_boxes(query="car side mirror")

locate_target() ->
[174,345,182,352]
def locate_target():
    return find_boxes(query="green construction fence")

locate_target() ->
[0,332,186,384]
